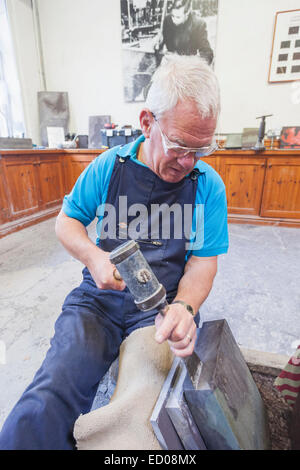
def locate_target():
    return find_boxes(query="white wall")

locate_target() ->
[215,0,300,134]
[8,0,300,142]
[37,0,141,135]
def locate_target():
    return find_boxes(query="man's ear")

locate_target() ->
[139,109,154,138]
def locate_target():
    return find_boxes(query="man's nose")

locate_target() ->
[177,153,195,170]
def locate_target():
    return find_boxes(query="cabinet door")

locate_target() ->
[219,157,266,215]
[4,160,39,217]
[260,157,300,219]
[69,154,95,189]
[38,157,64,208]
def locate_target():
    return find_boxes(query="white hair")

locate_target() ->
[145,54,220,120]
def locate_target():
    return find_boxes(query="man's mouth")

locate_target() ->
[169,167,183,175]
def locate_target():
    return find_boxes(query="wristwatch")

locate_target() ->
[172,300,195,317]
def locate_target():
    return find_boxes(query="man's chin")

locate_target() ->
[162,168,187,183]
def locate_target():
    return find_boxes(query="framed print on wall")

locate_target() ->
[268,9,300,83]
[120,0,219,103]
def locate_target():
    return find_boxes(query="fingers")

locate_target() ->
[113,268,122,281]
[101,266,126,291]
[96,274,126,291]
[155,306,194,343]
[111,268,126,291]
[154,304,196,358]
[91,258,126,291]
[169,327,197,358]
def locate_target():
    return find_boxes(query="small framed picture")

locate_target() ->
[268,9,300,83]
[280,127,300,149]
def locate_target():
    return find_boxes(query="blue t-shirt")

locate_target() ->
[62,135,229,258]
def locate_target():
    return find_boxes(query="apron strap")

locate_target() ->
[189,168,201,181]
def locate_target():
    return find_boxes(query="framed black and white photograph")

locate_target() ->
[120,0,219,102]
[269,9,300,83]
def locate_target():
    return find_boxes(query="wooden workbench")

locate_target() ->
[0,148,299,238]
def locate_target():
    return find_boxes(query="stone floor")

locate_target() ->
[0,218,299,429]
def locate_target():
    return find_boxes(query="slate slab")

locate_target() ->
[165,359,206,450]
[150,357,184,450]
[38,92,69,146]
[184,319,271,450]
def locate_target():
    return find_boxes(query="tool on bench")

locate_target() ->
[253,114,273,152]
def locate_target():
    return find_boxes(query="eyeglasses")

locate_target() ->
[153,116,218,158]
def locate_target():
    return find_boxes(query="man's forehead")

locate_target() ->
[163,99,215,120]
[162,107,216,134]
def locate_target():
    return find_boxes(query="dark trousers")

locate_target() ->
[0,269,158,450]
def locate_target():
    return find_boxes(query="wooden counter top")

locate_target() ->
[0,148,106,156]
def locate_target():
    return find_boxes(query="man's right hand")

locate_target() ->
[55,211,126,291]
[87,249,126,291]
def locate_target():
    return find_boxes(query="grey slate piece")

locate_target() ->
[165,359,206,450]
[88,115,111,148]
[38,92,69,146]
[184,319,271,450]
[0,138,32,149]
[150,357,184,450]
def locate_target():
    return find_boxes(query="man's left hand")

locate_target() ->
[154,303,197,358]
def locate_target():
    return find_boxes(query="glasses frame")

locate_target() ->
[152,114,218,158]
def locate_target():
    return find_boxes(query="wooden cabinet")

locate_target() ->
[261,157,300,219]
[0,149,103,237]
[219,156,266,216]
[216,150,300,227]
[0,148,300,238]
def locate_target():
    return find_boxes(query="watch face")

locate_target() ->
[186,305,193,314]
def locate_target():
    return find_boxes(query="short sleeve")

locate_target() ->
[189,168,229,257]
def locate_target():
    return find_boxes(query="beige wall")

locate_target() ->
[215,0,300,134]
[8,0,300,144]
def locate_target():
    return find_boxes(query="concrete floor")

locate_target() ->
[0,218,300,430]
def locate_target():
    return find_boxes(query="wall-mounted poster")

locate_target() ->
[269,9,300,83]
[120,0,219,102]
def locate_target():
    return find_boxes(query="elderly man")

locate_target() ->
[0,54,228,450]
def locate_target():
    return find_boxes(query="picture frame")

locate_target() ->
[120,0,219,103]
[268,9,300,83]
[280,126,300,149]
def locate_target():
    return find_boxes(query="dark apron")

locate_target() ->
[82,152,200,312]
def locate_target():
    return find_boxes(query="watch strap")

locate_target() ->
[172,300,195,317]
